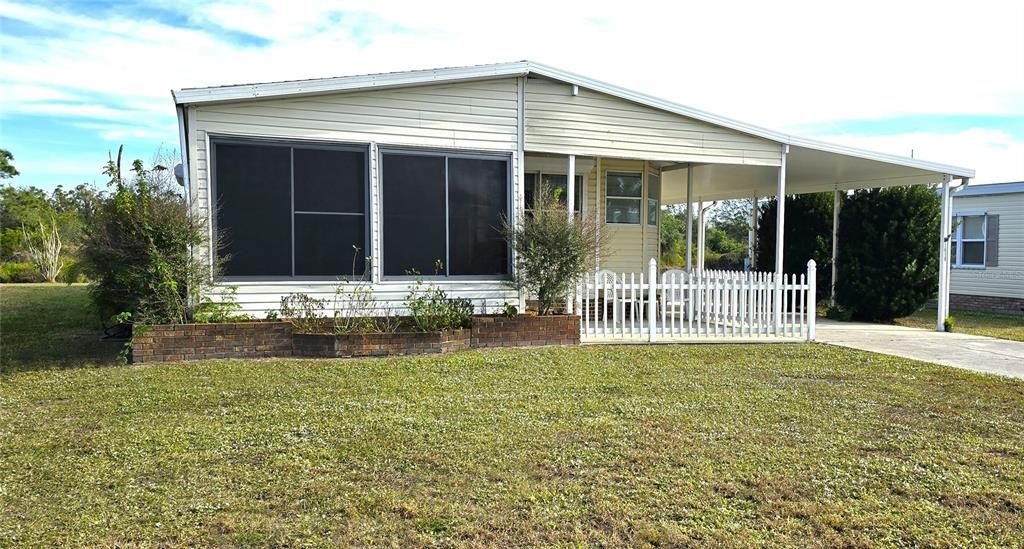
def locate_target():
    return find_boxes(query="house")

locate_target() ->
[948,181,1024,314]
[171,61,974,341]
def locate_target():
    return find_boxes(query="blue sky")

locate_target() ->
[2,0,1023,191]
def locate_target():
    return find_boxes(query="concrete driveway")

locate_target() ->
[816,319,1024,379]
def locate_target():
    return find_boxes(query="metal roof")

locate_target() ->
[171,60,975,179]
[953,181,1024,197]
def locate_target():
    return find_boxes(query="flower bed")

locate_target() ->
[132,315,580,364]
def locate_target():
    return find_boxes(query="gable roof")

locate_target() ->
[171,60,975,179]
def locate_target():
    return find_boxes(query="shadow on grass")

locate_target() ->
[1,284,121,374]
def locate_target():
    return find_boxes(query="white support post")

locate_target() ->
[697,199,706,271]
[937,175,952,331]
[774,145,789,335]
[830,189,840,307]
[685,166,693,271]
[566,154,576,221]
[648,258,657,342]
[566,154,576,314]
[807,259,817,341]
[748,195,757,271]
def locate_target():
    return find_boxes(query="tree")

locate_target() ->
[80,146,214,324]
[835,186,940,321]
[0,149,18,179]
[756,193,834,299]
[21,217,62,282]
[502,182,604,315]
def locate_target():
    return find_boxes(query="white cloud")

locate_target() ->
[1,0,1023,183]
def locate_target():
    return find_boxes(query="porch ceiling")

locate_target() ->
[661,145,964,204]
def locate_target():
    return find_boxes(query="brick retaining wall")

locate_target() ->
[131,321,293,363]
[293,329,471,358]
[949,293,1024,315]
[471,314,580,348]
[132,315,580,363]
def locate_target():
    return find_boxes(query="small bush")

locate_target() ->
[193,286,252,323]
[279,293,327,334]
[825,304,853,321]
[58,258,87,283]
[502,181,603,315]
[404,273,474,332]
[944,315,955,332]
[0,261,41,283]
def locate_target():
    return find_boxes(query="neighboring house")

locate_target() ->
[172,61,973,339]
[949,181,1024,313]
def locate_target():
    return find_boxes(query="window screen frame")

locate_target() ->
[209,135,371,282]
[523,171,583,216]
[605,170,644,225]
[951,212,987,269]
[378,146,512,281]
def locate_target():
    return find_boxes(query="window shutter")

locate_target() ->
[985,215,999,267]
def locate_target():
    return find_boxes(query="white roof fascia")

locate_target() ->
[171,61,531,105]
[171,60,975,179]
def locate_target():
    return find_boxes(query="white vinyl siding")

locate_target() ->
[950,192,1024,300]
[186,78,521,315]
[524,77,782,166]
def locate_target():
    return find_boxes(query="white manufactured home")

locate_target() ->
[948,182,1024,313]
[172,61,974,341]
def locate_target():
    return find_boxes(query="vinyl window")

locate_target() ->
[605,171,642,224]
[951,214,986,268]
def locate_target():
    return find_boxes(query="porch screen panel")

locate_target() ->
[293,147,366,276]
[214,142,292,276]
[448,157,508,275]
[382,154,447,276]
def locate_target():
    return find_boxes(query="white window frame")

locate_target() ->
[605,171,644,225]
[951,211,986,269]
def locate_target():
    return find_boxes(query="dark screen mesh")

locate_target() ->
[294,213,365,276]
[293,148,365,213]
[214,142,292,276]
[448,157,508,275]
[382,154,447,276]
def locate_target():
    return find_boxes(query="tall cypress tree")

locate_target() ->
[755,192,834,300]
[835,186,940,321]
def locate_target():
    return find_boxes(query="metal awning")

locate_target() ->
[661,144,968,204]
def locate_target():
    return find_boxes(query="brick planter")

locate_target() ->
[131,321,292,363]
[132,314,581,363]
[471,314,580,348]
[293,329,470,358]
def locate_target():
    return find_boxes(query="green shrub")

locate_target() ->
[193,286,252,323]
[79,151,214,324]
[0,261,41,283]
[405,273,474,332]
[835,186,940,322]
[825,304,853,321]
[278,293,327,334]
[944,315,955,332]
[58,258,87,283]
[502,181,603,315]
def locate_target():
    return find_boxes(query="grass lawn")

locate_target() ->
[2,285,1023,545]
[895,305,1024,342]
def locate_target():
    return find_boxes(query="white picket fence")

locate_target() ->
[576,259,817,342]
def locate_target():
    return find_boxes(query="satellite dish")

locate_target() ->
[173,163,185,186]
